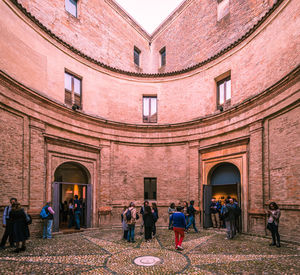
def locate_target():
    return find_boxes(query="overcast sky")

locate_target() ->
[115,0,184,34]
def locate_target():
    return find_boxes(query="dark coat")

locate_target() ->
[143,212,154,228]
[10,209,30,242]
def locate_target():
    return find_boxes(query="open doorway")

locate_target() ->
[53,162,92,232]
[203,162,241,229]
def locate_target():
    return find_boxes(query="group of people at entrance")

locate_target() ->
[209,197,241,239]
[0,198,31,253]
[60,195,84,230]
[121,201,159,243]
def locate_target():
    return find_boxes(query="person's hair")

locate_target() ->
[129,202,135,207]
[269,202,279,210]
[225,199,230,204]
[190,200,194,205]
[152,202,157,210]
[170,203,175,208]
[10,197,17,203]
[183,201,188,207]
[144,200,149,206]
[12,202,21,210]
[75,195,78,199]
[227,196,231,199]
[176,206,183,212]
[144,205,152,215]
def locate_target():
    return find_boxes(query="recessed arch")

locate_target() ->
[54,161,90,184]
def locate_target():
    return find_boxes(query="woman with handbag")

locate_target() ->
[267,202,281,247]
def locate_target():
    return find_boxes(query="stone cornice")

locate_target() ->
[8,0,285,78]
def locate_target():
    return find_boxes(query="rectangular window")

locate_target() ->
[160,47,166,67]
[65,0,77,17]
[64,71,82,109]
[144,178,157,200]
[134,46,141,66]
[143,96,157,123]
[217,76,231,108]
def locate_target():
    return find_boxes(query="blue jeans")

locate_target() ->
[186,216,198,232]
[43,219,53,239]
[75,211,81,229]
[127,224,135,242]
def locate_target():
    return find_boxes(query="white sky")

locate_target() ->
[115,0,184,34]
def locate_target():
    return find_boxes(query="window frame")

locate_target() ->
[144,178,157,201]
[134,46,141,67]
[159,47,166,67]
[217,75,231,109]
[65,0,78,18]
[143,95,157,123]
[64,70,82,109]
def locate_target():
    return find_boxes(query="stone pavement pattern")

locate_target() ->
[0,229,299,274]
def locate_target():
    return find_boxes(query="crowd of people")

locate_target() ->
[1,196,282,253]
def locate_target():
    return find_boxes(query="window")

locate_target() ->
[134,46,141,66]
[144,178,157,200]
[160,47,166,67]
[143,96,157,123]
[65,71,82,109]
[217,0,229,21]
[217,76,231,109]
[65,0,77,17]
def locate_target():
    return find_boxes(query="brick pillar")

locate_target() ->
[248,120,265,233]
[29,119,46,211]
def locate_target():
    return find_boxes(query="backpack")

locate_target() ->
[40,206,49,219]
[221,205,229,218]
[125,209,132,221]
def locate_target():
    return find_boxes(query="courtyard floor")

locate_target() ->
[0,228,299,274]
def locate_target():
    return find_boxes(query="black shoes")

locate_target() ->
[269,243,276,246]
[20,246,26,251]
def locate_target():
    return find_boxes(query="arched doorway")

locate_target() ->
[203,162,241,229]
[52,162,92,232]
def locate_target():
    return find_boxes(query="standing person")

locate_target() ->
[151,202,159,237]
[0,198,17,249]
[186,201,198,233]
[74,195,81,230]
[223,199,235,239]
[232,198,241,234]
[143,206,154,241]
[42,202,55,239]
[183,201,189,225]
[139,201,149,235]
[68,199,74,228]
[125,202,137,243]
[10,202,29,253]
[121,206,128,240]
[210,198,220,228]
[267,202,281,247]
[168,203,176,230]
[170,206,186,250]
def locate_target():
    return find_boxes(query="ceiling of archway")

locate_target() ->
[114,0,184,34]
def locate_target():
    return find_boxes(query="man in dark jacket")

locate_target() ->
[186,201,198,233]
[0,198,17,249]
[223,199,235,239]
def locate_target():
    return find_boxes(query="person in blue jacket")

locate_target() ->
[170,206,186,250]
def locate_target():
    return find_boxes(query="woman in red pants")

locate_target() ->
[169,206,186,250]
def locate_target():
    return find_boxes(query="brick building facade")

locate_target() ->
[0,0,299,242]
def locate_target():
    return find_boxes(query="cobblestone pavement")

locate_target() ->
[0,228,299,274]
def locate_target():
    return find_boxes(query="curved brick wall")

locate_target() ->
[0,0,299,241]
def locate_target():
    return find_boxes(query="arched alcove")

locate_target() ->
[203,162,241,229]
[53,162,92,232]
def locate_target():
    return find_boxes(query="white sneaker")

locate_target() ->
[177,245,184,250]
